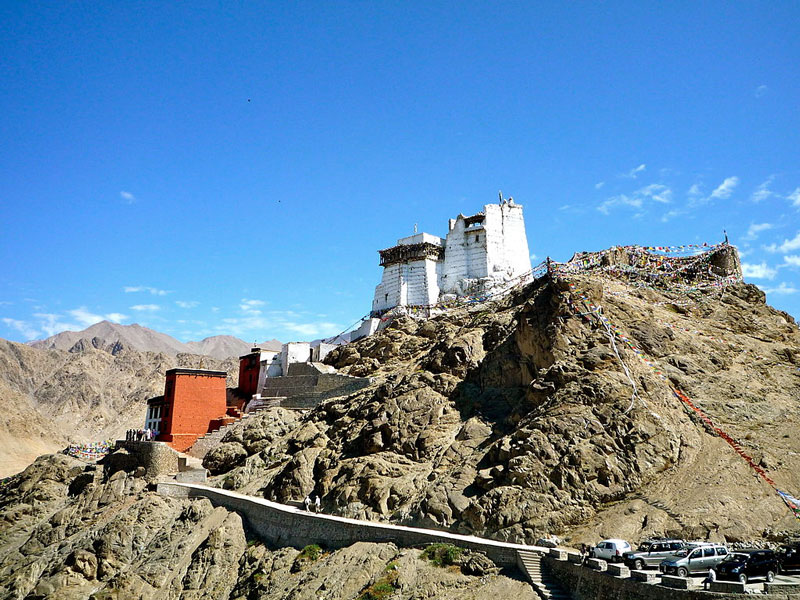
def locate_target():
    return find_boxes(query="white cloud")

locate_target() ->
[750,176,775,202]
[660,209,684,223]
[120,191,136,203]
[598,194,641,214]
[598,184,671,214]
[741,262,777,280]
[743,222,773,241]
[530,253,538,261]
[68,307,128,327]
[754,85,768,98]
[624,164,646,178]
[595,181,605,190]
[688,183,703,198]
[283,321,340,337]
[765,232,800,254]
[2,318,39,341]
[638,183,672,204]
[33,313,80,337]
[130,304,160,311]
[710,176,739,200]
[124,286,169,296]
[240,299,265,315]
[788,188,800,207]
[175,300,199,308]
[760,281,797,295]
[784,255,800,267]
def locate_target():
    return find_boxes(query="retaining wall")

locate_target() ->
[544,557,800,600]
[157,482,546,569]
[111,441,180,482]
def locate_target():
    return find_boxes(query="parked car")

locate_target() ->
[623,539,686,570]
[659,544,729,577]
[591,539,632,562]
[777,543,800,573]
[716,549,779,583]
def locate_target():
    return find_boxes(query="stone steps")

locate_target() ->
[517,550,573,600]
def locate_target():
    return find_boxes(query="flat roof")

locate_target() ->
[166,368,227,377]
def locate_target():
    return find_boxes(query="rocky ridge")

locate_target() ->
[204,259,800,546]
[0,247,799,598]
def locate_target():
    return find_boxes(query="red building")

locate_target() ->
[145,368,229,453]
[238,347,262,400]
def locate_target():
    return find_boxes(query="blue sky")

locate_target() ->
[1,2,799,344]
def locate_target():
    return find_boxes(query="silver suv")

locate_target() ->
[623,539,686,570]
[660,544,729,577]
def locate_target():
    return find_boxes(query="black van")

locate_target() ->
[715,549,779,584]
[778,543,800,573]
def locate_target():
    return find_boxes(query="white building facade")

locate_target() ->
[371,198,531,315]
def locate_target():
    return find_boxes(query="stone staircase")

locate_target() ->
[517,550,573,600]
[186,412,256,459]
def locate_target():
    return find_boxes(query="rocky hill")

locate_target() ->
[0,340,238,477]
[0,244,799,598]
[28,321,272,359]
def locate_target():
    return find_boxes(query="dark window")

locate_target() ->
[716,547,727,556]
[671,543,683,550]
[385,294,388,302]
[703,548,715,557]
[689,549,701,559]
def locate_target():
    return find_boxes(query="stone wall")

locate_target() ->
[543,557,800,600]
[157,482,546,568]
[111,441,180,482]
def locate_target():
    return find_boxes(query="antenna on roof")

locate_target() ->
[414,223,418,234]
[498,190,503,204]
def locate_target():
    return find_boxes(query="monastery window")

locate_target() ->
[385,293,388,302]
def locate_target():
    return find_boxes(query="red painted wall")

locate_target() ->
[238,352,260,399]
[158,369,227,452]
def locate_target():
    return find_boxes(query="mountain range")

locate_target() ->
[28,320,282,359]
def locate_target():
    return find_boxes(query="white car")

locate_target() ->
[592,539,632,562]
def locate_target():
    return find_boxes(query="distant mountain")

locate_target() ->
[29,321,279,360]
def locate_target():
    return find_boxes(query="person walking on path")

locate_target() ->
[314,494,321,513]
[304,495,311,512]
[703,568,716,590]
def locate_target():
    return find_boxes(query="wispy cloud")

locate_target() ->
[783,255,800,267]
[743,222,773,241]
[623,164,646,179]
[598,183,672,215]
[1,318,39,341]
[788,188,800,208]
[530,253,538,261]
[741,262,777,280]
[754,84,768,98]
[124,286,170,296]
[175,300,199,308]
[709,176,739,201]
[240,299,265,315]
[120,191,136,204]
[598,194,641,214]
[130,304,160,311]
[32,313,80,337]
[750,176,775,203]
[765,232,800,254]
[595,181,605,190]
[69,307,128,327]
[760,281,797,295]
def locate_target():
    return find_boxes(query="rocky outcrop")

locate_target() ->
[214,274,800,545]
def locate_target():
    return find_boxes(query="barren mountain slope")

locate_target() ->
[0,340,237,477]
[29,321,255,359]
[0,454,531,599]
[205,272,800,545]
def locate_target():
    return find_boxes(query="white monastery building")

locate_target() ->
[372,196,531,314]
